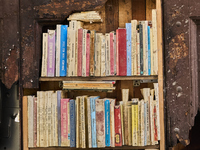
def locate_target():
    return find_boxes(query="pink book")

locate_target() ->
[116,29,127,76]
[47,30,55,77]
[78,29,83,76]
[86,32,90,76]
[61,98,70,146]
[110,32,114,76]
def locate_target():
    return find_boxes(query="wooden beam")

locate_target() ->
[132,0,146,20]
[119,0,132,28]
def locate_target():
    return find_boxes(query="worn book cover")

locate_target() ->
[126,23,132,76]
[86,31,90,77]
[104,100,111,147]
[131,20,137,75]
[77,28,83,76]
[114,105,122,146]
[110,32,115,76]
[90,30,96,76]
[41,33,48,77]
[70,100,76,147]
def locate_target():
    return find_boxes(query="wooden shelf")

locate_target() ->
[39,76,158,82]
[29,145,159,150]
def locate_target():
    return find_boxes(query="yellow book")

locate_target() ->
[127,106,132,146]
[131,98,138,146]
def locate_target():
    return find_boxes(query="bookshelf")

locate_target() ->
[23,0,164,150]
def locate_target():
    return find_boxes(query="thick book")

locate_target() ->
[70,100,76,147]
[86,31,90,76]
[60,25,68,76]
[126,23,132,76]
[78,28,83,76]
[154,83,160,140]
[80,96,87,148]
[90,30,96,76]
[139,22,143,75]
[150,89,155,145]
[47,91,53,146]
[110,32,115,76]
[131,20,137,75]
[41,33,48,77]
[56,25,61,77]
[52,92,58,146]
[96,99,105,147]
[82,29,87,77]
[104,100,111,147]
[47,30,56,77]
[140,100,145,146]
[67,27,72,76]
[114,33,117,75]
[116,28,127,76]
[127,106,132,146]
[28,96,34,147]
[94,33,102,76]
[114,105,122,146]
[61,98,70,146]
[90,96,99,148]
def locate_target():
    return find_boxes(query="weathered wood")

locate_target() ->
[132,0,146,20]
[119,0,132,28]
[105,0,119,33]
[146,0,156,21]
[20,0,108,88]
[0,0,20,89]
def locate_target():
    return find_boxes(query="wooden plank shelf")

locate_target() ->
[29,145,159,150]
[39,76,158,82]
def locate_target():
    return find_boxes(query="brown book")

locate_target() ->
[90,30,95,76]
[95,99,105,148]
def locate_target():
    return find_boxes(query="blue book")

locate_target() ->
[70,99,76,147]
[147,26,151,75]
[60,25,68,76]
[90,96,100,148]
[57,91,61,146]
[104,100,111,146]
[126,23,132,76]
[144,101,147,146]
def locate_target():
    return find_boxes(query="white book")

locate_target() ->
[47,91,53,146]
[152,9,158,75]
[56,25,61,77]
[140,100,144,146]
[44,92,48,147]
[150,28,154,75]
[67,27,72,76]
[76,97,80,148]
[28,96,34,147]
[142,21,148,75]
[131,20,137,75]
[40,92,45,147]
[82,29,87,77]
[154,83,160,140]
[138,100,141,146]
[87,98,92,148]
[100,34,106,76]
[119,101,124,145]
[36,92,40,147]
[41,33,48,77]
[105,33,110,76]
[136,32,140,75]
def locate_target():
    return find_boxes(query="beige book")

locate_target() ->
[56,25,61,77]
[150,89,155,145]
[142,21,148,75]
[80,96,87,148]
[127,106,132,146]
[23,96,28,150]
[136,32,140,75]
[100,34,106,76]
[140,99,145,146]
[82,29,87,77]
[109,99,115,147]
[36,92,40,147]
[131,20,137,75]
[105,33,110,76]
[28,96,34,147]
[41,33,48,77]
[76,97,80,148]
[47,91,53,146]
[90,30,96,76]
[67,26,72,76]
[154,83,160,140]
[95,33,102,76]
[44,92,48,147]
[152,9,158,75]
[87,97,92,148]
[138,100,141,146]
[119,101,124,145]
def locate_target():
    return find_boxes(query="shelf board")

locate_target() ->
[39,76,158,82]
[29,145,159,149]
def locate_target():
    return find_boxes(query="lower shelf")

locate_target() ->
[29,145,159,150]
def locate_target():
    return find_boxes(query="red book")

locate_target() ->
[86,32,90,76]
[110,32,114,76]
[153,103,158,142]
[116,29,127,76]
[33,97,37,147]
[114,105,122,146]
[78,28,83,76]
[61,98,70,146]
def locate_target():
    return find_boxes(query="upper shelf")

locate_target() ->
[39,75,158,82]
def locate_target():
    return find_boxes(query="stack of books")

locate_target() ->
[41,9,158,77]
[25,83,160,148]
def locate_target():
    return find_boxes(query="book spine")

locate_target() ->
[86,32,90,77]
[56,25,61,77]
[52,92,58,146]
[41,33,48,77]
[40,92,45,147]
[148,26,151,75]
[119,101,124,145]
[47,30,55,77]
[131,20,137,75]
[67,27,71,76]
[136,32,140,75]
[127,106,132,146]
[70,100,76,147]
[80,97,86,148]
[141,100,144,146]
[23,96,28,149]
[82,29,87,77]
[60,25,68,76]
[44,92,48,147]
[47,91,52,146]
[33,97,37,147]
[100,35,106,76]
[146,97,150,145]
[114,33,117,75]
[143,21,148,75]
[150,28,154,75]
[105,33,110,76]
[124,104,128,145]
[139,22,143,75]
[28,96,34,147]
[91,97,98,148]
[116,30,119,75]
[95,33,101,76]
[110,32,114,76]
[76,97,80,148]
[144,100,147,146]
[138,101,141,146]
[61,99,69,146]
[71,21,77,76]
[117,29,127,76]
[57,91,61,146]
[87,98,92,148]
[67,100,70,146]
[150,94,155,145]
[126,23,132,76]
[154,83,160,140]
[114,106,122,146]
[153,101,158,144]
[96,99,105,147]
[90,30,95,76]
[110,100,115,147]
[105,100,111,147]
[78,28,83,76]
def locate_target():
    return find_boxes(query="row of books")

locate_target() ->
[41,9,158,77]
[25,83,160,148]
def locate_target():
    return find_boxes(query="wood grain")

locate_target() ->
[132,0,146,20]
[119,0,132,28]
[146,0,156,21]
